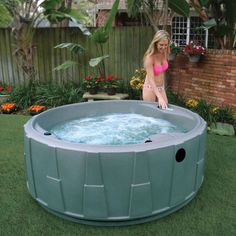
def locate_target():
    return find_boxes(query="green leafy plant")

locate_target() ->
[170,41,181,55]
[166,89,186,107]
[88,0,120,77]
[185,97,236,130]
[9,81,84,109]
[8,83,36,109]
[213,106,236,125]
[1,0,90,86]
[126,0,189,31]
[54,0,120,79]
[103,75,120,89]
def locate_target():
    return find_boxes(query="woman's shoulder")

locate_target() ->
[144,54,155,65]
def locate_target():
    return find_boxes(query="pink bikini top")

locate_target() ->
[153,61,168,75]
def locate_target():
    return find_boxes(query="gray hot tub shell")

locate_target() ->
[24,100,207,225]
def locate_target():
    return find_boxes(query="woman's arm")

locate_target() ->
[144,56,168,109]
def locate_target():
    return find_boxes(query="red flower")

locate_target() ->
[6,86,12,92]
[106,75,113,81]
[97,77,103,82]
[104,75,120,88]
[83,75,101,89]
[0,83,13,95]
[183,41,205,56]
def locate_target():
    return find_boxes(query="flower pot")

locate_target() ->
[106,87,116,96]
[168,53,177,61]
[0,94,10,103]
[188,54,201,63]
[88,87,98,95]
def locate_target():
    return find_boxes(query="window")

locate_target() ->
[171,16,215,48]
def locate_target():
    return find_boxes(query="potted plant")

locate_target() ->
[103,75,120,95]
[83,75,103,94]
[169,42,181,61]
[183,41,206,62]
[0,82,12,103]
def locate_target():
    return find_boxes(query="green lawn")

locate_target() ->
[0,114,236,236]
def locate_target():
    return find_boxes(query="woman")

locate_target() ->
[142,30,170,109]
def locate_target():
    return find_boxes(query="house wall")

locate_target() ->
[96,10,110,27]
[168,49,236,111]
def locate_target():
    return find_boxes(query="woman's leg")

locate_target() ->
[142,86,156,102]
[160,89,168,104]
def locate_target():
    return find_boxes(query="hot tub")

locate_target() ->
[24,100,207,225]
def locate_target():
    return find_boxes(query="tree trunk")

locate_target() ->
[59,0,73,27]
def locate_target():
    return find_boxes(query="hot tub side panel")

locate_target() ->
[24,131,206,222]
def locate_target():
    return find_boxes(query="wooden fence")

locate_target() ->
[0,27,154,86]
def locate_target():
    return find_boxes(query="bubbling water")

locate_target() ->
[50,113,186,145]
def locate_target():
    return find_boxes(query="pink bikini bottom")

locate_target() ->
[143,83,165,92]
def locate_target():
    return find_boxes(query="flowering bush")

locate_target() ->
[0,82,12,95]
[103,75,120,88]
[130,68,146,90]
[28,105,47,114]
[170,41,181,55]
[185,98,236,126]
[0,102,18,114]
[183,41,206,56]
[83,75,103,89]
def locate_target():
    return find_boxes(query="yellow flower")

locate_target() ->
[233,112,236,119]
[130,68,146,90]
[186,99,198,108]
[212,107,219,113]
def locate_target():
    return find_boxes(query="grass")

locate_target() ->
[0,114,236,236]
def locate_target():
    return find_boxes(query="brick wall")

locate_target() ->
[168,49,236,111]
[96,10,110,27]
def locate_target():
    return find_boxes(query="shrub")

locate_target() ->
[169,91,236,132]
[9,81,84,109]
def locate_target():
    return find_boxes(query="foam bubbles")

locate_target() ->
[50,113,185,145]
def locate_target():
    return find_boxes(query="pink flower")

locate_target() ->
[85,76,91,81]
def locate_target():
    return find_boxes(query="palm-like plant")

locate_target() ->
[55,0,120,78]
[0,0,90,85]
[126,0,190,31]
[126,0,236,49]
[189,0,236,49]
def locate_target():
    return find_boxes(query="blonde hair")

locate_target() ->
[144,30,170,60]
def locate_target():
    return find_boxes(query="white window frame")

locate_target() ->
[171,15,211,48]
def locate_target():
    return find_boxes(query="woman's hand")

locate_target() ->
[158,96,168,109]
